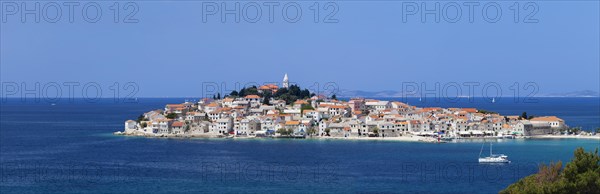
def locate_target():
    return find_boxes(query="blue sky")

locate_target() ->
[1,1,599,97]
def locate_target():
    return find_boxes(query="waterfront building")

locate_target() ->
[124,85,570,138]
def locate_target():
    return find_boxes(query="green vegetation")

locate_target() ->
[228,84,314,104]
[238,86,259,97]
[478,109,497,114]
[518,112,534,120]
[500,147,600,194]
[262,92,271,105]
[521,112,528,120]
[274,85,312,104]
[300,102,314,114]
[372,127,379,135]
[165,113,177,119]
[307,127,317,136]
[203,113,210,121]
[570,127,583,135]
[136,114,148,123]
[277,128,294,136]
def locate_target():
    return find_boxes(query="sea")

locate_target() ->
[1,97,599,193]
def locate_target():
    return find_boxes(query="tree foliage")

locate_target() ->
[307,126,317,136]
[277,128,294,136]
[136,114,147,123]
[570,127,583,135]
[229,84,311,105]
[500,147,600,194]
[165,113,177,119]
[301,103,314,114]
[262,92,271,105]
[478,109,497,114]
[273,84,311,104]
[520,112,528,120]
[238,86,259,97]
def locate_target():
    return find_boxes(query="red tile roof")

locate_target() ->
[285,120,300,125]
[171,121,184,127]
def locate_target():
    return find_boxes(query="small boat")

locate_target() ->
[491,98,496,103]
[479,142,510,163]
[502,135,515,139]
[441,136,455,141]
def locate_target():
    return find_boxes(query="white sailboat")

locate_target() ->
[492,97,496,103]
[479,143,510,163]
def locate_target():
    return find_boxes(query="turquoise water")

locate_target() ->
[1,98,599,193]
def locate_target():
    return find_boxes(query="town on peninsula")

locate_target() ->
[117,74,597,141]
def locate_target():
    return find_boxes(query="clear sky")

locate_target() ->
[1,1,599,97]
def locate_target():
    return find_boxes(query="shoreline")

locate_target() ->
[113,131,440,142]
[530,135,600,140]
[113,131,600,142]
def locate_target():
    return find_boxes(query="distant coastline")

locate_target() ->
[335,90,599,98]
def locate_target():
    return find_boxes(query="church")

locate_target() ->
[282,73,289,88]
[258,73,289,94]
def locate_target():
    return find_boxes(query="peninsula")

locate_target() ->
[117,74,598,141]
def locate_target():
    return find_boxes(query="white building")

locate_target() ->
[365,101,391,111]
[282,73,289,88]
[238,118,260,135]
[125,120,138,133]
[215,117,233,134]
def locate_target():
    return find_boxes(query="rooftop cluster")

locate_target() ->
[124,93,567,138]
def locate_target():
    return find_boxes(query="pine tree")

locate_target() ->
[262,92,271,105]
[521,112,528,120]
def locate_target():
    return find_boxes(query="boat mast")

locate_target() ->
[479,143,484,158]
